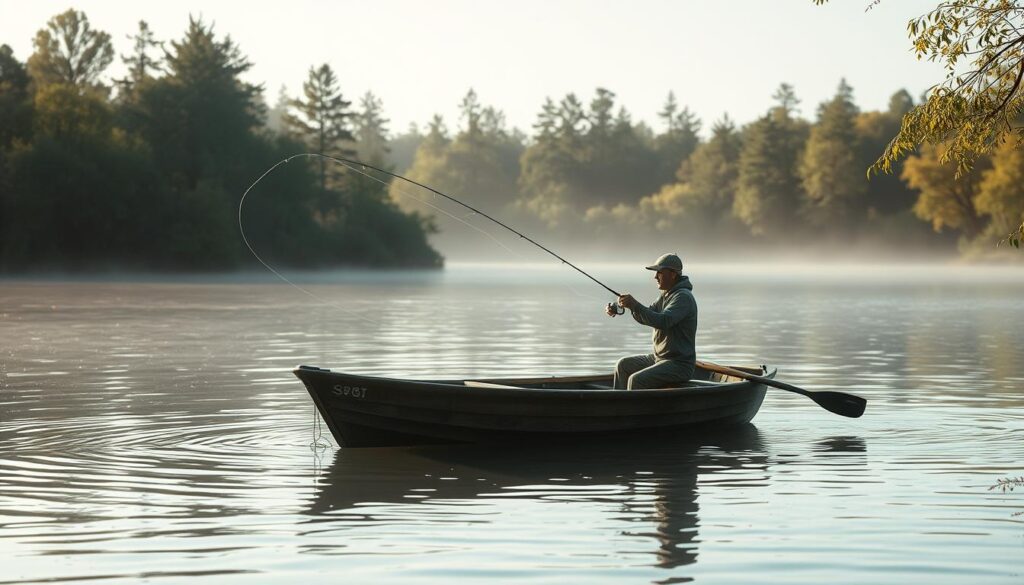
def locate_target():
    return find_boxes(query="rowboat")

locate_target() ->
[293,363,775,448]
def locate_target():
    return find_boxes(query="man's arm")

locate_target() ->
[629,291,691,330]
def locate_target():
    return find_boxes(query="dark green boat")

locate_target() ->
[293,363,775,448]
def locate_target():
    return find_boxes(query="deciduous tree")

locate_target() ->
[26,9,113,91]
[901,144,989,240]
[816,0,1024,246]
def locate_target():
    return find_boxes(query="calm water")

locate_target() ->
[2,263,1023,584]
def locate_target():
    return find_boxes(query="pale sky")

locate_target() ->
[1,0,946,136]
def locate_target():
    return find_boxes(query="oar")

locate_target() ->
[695,360,866,418]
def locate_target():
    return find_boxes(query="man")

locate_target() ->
[605,253,697,389]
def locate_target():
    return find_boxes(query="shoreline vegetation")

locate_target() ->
[1,11,1022,274]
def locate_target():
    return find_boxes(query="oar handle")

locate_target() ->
[696,359,867,419]
[696,360,775,386]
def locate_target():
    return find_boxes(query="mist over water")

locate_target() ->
[2,263,1023,584]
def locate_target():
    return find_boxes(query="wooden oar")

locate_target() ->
[696,360,866,418]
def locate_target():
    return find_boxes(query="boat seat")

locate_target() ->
[683,379,722,387]
[464,380,523,389]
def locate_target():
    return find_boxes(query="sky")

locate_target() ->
[1,0,947,137]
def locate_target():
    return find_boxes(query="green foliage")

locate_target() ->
[284,61,356,215]
[655,91,702,186]
[284,63,354,197]
[396,91,522,225]
[134,17,264,194]
[26,9,113,90]
[873,1,1024,176]
[33,83,113,141]
[116,21,162,97]
[0,9,441,273]
[677,115,742,217]
[353,91,390,165]
[0,45,31,149]
[9,5,1024,270]
[814,0,1024,248]
[799,79,866,230]
[900,144,989,240]
[3,116,167,270]
[388,123,424,175]
[976,141,1024,242]
[349,91,392,202]
[735,107,808,235]
[517,89,661,227]
[854,91,918,216]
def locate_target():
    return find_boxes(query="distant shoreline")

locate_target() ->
[3,260,1023,287]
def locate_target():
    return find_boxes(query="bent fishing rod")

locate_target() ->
[282,153,626,313]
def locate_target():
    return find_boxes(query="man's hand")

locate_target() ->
[617,294,638,311]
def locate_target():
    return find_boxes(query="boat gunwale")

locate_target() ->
[294,365,776,399]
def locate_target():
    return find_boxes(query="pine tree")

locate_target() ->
[284,63,354,194]
[656,91,702,185]
[0,45,31,149]
[799,79,865,230]
[771,83,801,118]
[735,84,808,236]
[350,91,391,200]
[588,87,615,143]
[678,115,741,217]
[353,91,390,164]
[458,88,483,140]
[117,20,162,97]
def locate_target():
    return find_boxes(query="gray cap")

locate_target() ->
[645,253,683,272]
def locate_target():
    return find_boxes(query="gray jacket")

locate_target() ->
[629,276,697,364]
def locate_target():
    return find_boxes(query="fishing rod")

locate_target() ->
[284,153,626,311]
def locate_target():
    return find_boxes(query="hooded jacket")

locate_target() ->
[628,276,697,364]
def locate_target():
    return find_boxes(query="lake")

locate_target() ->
[2,263,1023,584]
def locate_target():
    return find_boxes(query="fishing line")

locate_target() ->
[240,154,621,450]
[239,155,526,310]
[327,155,534,261]
[240,154,612,306]
[238,158,381,327]
[324,155,608,304]
[306,153,623,298]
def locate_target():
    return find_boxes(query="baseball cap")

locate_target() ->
[645,253,683,272]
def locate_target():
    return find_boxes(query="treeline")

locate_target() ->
[390,84,1023,259]
[4,10,1022,272]
[0,10,441,272]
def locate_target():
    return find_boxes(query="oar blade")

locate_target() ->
[810,391,867,418]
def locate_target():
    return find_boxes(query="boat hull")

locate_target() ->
[293,365,773,448]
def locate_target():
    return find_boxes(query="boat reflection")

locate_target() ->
[812,435,867,454]
[305,425,768,576]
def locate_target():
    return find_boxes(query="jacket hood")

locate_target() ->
[672,275,693,292]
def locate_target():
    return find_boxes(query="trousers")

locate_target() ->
[613,354,695,390]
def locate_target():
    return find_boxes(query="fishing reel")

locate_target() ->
[606,302,625,317]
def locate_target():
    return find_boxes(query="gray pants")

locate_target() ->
[613,354,695,390]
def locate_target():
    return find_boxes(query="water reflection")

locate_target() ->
[813,436,867,454]
[305,426,767,580]
[2,270,1023,584]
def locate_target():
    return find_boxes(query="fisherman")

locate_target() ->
[605,253,697,389]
